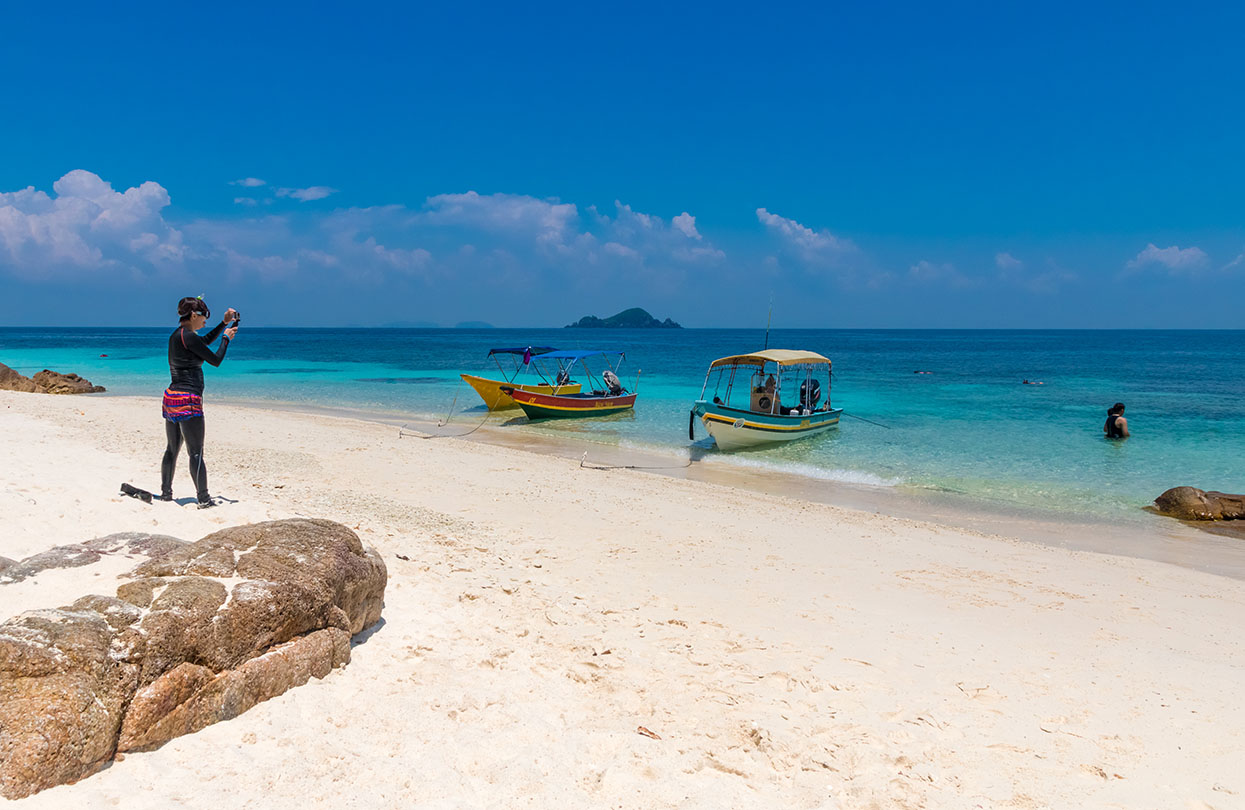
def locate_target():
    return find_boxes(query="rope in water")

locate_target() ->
[842,412,892,430]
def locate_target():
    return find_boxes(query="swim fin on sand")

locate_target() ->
[119,483,156,503]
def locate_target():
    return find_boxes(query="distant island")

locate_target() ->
[565,307,682,329]
[455,321,494,329]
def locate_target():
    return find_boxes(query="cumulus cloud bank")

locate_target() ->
[0,170,184,278]
[0,171,727,292]
[1,170,1135,306]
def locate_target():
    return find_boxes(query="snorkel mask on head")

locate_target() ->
[177,295,210,321]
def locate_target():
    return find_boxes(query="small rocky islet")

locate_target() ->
[564,307,681,328]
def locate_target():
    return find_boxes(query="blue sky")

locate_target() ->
[1,1,1242,327]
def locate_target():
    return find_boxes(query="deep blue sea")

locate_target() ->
[3,328,1243,523]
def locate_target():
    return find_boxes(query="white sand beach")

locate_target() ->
[2,389,1243,809]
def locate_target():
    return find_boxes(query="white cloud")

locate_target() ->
[995,252,1022,271]
[672,212,701,240]
[593,202,724,265]
[230,177,267,187]
[603,241,639,258]
[1126,243,1208,274]
[755,208,858,280]
[756,208,855,256]
[0,170,184,278]
[233,197,258,207]
[419,191,577,246]
[1222,252,1244,272]
[275,186,338,202]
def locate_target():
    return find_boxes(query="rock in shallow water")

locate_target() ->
[0,518,387,799]
[1153,486,1245,522]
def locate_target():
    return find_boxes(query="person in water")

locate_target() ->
[1104,402,1129,439]
[161,296,238,507]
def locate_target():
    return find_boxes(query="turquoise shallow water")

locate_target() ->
[2,327,1242,523]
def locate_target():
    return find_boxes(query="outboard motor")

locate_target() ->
[799,378,822,409]
[602,369,624,396]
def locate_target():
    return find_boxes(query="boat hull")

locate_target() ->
[694,400,841,450]
[461,374,581,411]
[509,388,637,420]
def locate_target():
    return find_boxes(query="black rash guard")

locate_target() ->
[168,322,229,395]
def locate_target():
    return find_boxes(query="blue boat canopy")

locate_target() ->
[536,349,625,361]
[487,346,556,357]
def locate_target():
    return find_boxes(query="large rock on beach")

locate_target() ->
[0,362,104,394]
[0,519,386,799]
[0,607,140,800]
[31,369,105,394]
[0,363,42,393]
[0,532,186,584]
[1153,486,1245,521]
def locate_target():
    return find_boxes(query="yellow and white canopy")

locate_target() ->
[708,349,830,369]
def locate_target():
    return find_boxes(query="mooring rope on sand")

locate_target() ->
[398,411,491,440]
[578,451,693,471]
[397,376,495,439]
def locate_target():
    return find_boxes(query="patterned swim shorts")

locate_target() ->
[162,388,203,422]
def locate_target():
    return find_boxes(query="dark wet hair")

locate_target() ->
[1108,402,1125,415]
[177,296,209,321]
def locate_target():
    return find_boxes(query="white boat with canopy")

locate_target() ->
[690,349,842,450]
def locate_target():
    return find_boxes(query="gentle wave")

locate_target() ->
[615,437,902,487]
[700,454,903,487]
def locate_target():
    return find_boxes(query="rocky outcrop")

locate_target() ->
[565,307,682,328]
[31,369,106,394]
[0,362,105,394]
[1153,487,1245,521]
[117,628,350,751]
[0,532,186,584]
[0,519,386,799]
[0,363,42,393]
[0,607,140,801]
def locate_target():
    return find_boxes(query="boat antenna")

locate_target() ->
[763,294,773,350]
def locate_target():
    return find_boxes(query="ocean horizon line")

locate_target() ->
[3,325,1244,333]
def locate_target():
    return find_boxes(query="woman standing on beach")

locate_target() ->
[161,296,238,507]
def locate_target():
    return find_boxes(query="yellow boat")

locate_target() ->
[461,347,581,410]
[460,373,581,410]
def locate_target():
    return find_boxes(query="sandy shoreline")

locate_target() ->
[2,389,1243,808]
[224,393,1245,581]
